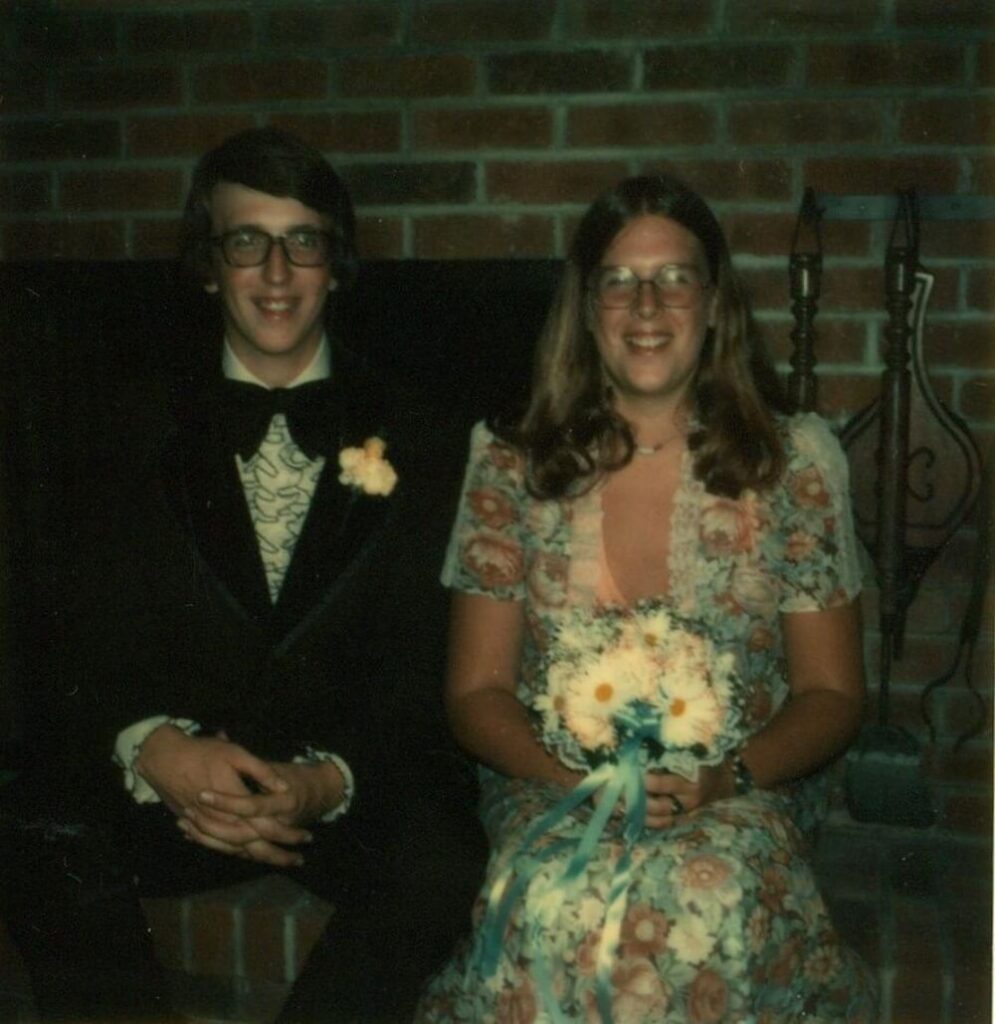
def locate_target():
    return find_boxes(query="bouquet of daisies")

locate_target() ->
[475,600,746,1023]
[530,599,743,780]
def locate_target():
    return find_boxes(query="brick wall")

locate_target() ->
[1,0,992,839]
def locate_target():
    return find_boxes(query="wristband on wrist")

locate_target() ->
[729,750,754,796]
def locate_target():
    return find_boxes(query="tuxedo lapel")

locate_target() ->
[271,434,395,640]
[159,415,273,626]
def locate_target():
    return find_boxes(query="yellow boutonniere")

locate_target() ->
[337,436,397,496]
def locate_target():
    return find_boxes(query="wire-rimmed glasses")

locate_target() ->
[590,264,710,309]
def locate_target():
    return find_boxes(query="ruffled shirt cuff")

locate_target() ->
[114,719,355,823]
[113,716,199,804]
[293,747,355,823]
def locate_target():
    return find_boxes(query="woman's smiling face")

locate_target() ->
[588,213,715,419]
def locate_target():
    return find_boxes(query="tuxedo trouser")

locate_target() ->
[0,762,487,1023]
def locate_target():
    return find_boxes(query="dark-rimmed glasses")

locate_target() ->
[211,228,333,268]
[590,264,710,309]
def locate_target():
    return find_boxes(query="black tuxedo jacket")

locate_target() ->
[56,338,469,837]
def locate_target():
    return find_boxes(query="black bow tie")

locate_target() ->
[218,378,339,460]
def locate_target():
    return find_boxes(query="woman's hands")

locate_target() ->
[643,761,735,829]
[136,725,346,867]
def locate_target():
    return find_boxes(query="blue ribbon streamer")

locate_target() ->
[474,713,658,1023]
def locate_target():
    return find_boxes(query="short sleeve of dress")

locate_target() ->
[774,413,864,613]
[440,420,527,601]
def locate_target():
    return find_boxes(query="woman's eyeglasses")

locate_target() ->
[590,264,710,309]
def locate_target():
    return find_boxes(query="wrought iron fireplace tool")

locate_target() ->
[838,189,983,827]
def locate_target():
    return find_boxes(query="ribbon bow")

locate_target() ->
[475,711,659,1023]
[218,378,338,460]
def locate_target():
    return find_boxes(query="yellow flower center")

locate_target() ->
[670,698,686,717]
[594,682,614,703]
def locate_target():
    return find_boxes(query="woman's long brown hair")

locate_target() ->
[500,174,792,500]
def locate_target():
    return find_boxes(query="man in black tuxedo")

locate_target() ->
[0,128,485,1022]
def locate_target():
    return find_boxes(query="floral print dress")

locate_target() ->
[416,413,878,1024]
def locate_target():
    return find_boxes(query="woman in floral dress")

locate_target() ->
[416,175,877,1023]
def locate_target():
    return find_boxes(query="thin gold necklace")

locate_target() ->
[634,433,684,457]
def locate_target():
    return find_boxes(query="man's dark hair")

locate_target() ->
[179,127,358,290]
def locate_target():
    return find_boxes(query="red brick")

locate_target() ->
[813,372,883,419]
[941,792,994,837]
[241,902,290,984]
[971,155,995,193]
[765,317,867,368]
[142,896,186,972]
[804,156,961,196]
[271,112,401,155]
[132,217,183,259]
[0,173,51,215]
[959,376,995,421]
[824,897,880,968]
[911,318,995,370]
[0,66,47,115]
[737,266,797,313]
[16,10,117,59]
[127,114,255,159]
[979,41,995,87]
[890,901,945,1023]
[808,42,964,88]
[896,0,994,30]
[728,99,884,145]
[486,159,627,204]
[341,55,476,99]
[966,268,994,313]
[414,213,555,259]
[725,212,797,259]
[899,97,995,147]
[266,4,401,48]
[289,901,330,978]
[61,169,183,212]
[3,119,121,163]
[187,893,237,979]
[566,102,715,148]
[2,219,125,260]
[412,0,555,43]
[487,51,631,95]
[923,530,989,587]
[644,44,793,90]
[920,219,995,262]
[50,0,189,6]
[947,908,994,1020]
[356,214,404,258]
[729,0,877,33]
[127,11,252,53]
[639,159,792,201]
[195,60,328,104]
[413,107,553,151]
[927,743,994,788]
[58,66,182,110]
[806,315,871,369]
[566,0,715,38]
[342,161,475,206]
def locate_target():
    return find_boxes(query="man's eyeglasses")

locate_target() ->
[590,264,710,309]
[211,228,333,268]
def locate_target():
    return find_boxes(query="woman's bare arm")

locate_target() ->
[444,591,580,789]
